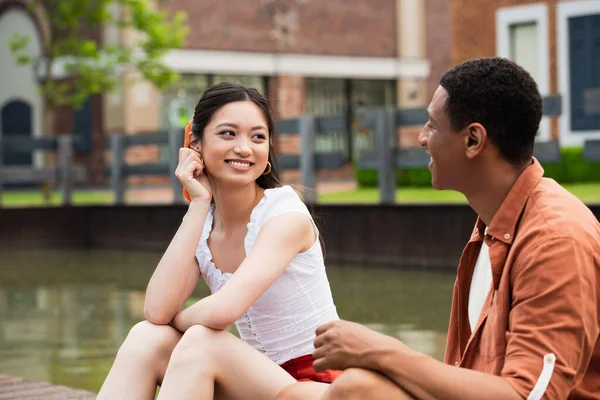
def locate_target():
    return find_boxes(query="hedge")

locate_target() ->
[356,147,600,188]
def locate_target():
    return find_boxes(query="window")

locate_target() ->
[305,78,395,160]
[306,78,346,117]
[510,23,540,83]
[496,4,550,141]
[351,79,395,108]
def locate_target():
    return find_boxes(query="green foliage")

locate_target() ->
[7,0,189,108]
[541,147,600,183]
[356,147,600,188]
[7,32,32,64]
[355,166,433,188]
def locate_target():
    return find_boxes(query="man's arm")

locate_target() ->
[499,237,598,399]
[313,320,522,400]
[314,237,598,400]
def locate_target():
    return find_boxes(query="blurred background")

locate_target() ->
[0,0,599,395]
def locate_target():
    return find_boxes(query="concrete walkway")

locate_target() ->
[0,374,96,399]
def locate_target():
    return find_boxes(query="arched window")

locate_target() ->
[1,99,32,165]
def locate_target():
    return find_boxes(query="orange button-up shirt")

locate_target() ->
[444,159,600,399]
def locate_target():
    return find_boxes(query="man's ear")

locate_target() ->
[188,132,202,154]
[464,123,487,160]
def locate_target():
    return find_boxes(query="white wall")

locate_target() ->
[0,8,43,165]
[496,3,550,142]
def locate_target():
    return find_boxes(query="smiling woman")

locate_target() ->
[97,82,341,400]
[187,82,282,192]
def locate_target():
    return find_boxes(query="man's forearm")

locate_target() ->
[369,339,522,400]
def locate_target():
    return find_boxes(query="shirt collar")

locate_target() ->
[480,157,544,245]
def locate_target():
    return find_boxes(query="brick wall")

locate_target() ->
[164,0,396,57]
[49,93,107,185]
[425,0,452,100]
[449,0,566,140]
[450,0,559,91]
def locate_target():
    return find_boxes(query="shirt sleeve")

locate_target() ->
[262,186,312,223]
[502,237,599,399]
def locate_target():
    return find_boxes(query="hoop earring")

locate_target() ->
[262,161,272,175]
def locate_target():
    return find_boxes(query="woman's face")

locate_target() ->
[199,100,271,187]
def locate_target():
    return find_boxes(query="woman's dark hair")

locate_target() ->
[191,82,282,189]
[439,57,543,166]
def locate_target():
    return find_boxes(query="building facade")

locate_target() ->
[1,0,449,185]
[450,0,600,147]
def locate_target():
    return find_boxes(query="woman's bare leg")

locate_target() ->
[276,382,330,400]
[157,325,297,400]
[322,368,415,400]
[97,321,182,400]
[276,368,415,400]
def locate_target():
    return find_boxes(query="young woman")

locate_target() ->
[97,82,339,400]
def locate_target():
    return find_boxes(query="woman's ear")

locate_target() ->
[188,134,202,154]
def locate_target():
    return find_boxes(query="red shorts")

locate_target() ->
[280,354,342,383]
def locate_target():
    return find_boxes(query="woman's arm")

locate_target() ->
[172,212,316,331]
[144,200,211,325]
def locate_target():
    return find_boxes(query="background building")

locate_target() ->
[449,0,600,147]
[1,0,442,186]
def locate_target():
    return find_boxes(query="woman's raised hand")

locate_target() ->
[175,148,212,203]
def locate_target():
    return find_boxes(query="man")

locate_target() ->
[277,57,600,399]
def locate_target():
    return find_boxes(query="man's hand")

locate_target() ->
[312,319,399,372]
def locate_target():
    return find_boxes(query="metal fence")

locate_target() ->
[107,114,347,205]
[354,95,589,203]
[2,94,600,206]
[0,133,86,206]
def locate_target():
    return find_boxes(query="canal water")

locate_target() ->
[0,249,455,393]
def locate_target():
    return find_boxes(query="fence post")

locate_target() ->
[58,135,74,206]
[169,127,184,204]
[299,115,317,204]
[110,135,125,205]
[375,108,396,204]
[0,129,3,207]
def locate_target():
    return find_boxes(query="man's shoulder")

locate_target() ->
[514,177,600,254]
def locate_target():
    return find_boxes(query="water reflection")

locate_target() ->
[0,250,454,393]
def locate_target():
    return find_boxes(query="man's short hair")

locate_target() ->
[440,57,543,166]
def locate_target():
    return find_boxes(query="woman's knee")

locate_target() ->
[325,368,380,400]
[276,382,329,400]
[325,368,412,400]
[117,320,181,362]
[276,383,303,400]
[169,325,224,364]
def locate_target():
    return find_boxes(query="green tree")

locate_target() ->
[7,0,188,118]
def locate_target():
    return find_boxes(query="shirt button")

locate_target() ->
[504,233,511,240]
[455,361,459,367]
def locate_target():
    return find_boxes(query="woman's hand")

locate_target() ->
[175,148,212,203]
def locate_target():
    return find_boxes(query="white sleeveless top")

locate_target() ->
[195,185,339,365]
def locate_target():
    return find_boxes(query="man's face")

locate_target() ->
[418,86,468,191]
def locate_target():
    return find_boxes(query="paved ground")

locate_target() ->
[0,375,96,399]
